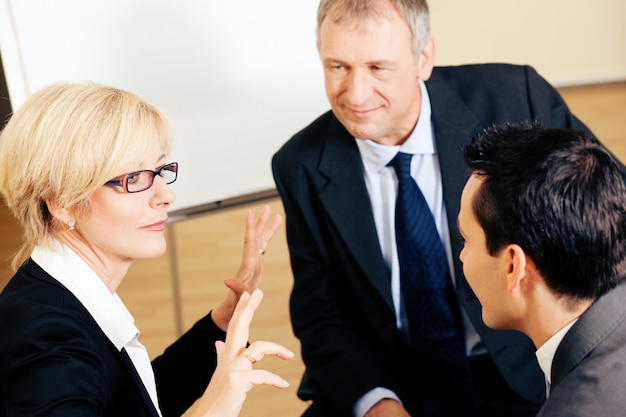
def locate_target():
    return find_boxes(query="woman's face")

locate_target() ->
[75,145,176,267]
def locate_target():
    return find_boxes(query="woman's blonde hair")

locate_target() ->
[0,82,172,269]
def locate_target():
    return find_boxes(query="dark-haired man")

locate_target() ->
[459,123,626,416]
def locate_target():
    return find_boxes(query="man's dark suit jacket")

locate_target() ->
[537,281,626,416]
[0,259,224,417]
[272,64,600,416]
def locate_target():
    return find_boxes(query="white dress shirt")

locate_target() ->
[535,319,578,398]
[31,240,162,416]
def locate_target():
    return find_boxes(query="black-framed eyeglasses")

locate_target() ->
[105,162,178,193]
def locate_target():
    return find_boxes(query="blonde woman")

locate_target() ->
[0,82,292,417]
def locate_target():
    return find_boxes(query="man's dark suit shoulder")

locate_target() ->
[537,282,626,416]
[275,110,335,157]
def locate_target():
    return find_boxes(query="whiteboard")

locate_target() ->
[0,0,330,216]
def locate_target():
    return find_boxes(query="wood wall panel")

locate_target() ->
[559,83,626,157]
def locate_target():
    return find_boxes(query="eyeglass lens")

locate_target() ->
[126,163,178,193]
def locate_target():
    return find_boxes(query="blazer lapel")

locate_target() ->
[552,282,626,388]
[425,72,496,336]
[427,73,480,290]
[119,348,162,417]
[317,116,394,311]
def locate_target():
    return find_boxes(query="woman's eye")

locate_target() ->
[126,172,141,185]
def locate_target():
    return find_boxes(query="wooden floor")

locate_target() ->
[0,81,625,416]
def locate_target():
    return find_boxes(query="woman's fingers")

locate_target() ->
[233,206,282,293]
[239,342,294,389]
[247,369,290,389]
[256,206,282,251]
[242,341,295,363]
[224,289,263,349]
[196,287,292,416]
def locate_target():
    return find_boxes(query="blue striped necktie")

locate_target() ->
[390,152,477,416]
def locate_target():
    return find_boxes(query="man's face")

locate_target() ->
[458,175,512,329]
[317,8,432,146]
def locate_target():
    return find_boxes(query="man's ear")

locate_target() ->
[417,36,436,81]
[503,244,529,292]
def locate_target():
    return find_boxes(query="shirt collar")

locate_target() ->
[356,79,435,172]
[31,240,138,350]
[535,319,578,385]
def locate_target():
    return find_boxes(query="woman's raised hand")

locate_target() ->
[192,289,293,417]
[212,205,282,331]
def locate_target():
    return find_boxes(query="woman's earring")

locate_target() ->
[68,220,75,231]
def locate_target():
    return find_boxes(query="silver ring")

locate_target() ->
[259,249,266,255]
[243,348,257,364]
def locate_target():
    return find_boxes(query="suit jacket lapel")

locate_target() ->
[317,116,395,311]
[552,282,626,388]
[427,73,480,291]
[426,72,496,337]
[119,348,162,417]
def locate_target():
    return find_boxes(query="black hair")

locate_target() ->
[463,122,626,299]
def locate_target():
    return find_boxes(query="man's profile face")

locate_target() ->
[458,174,512,329]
